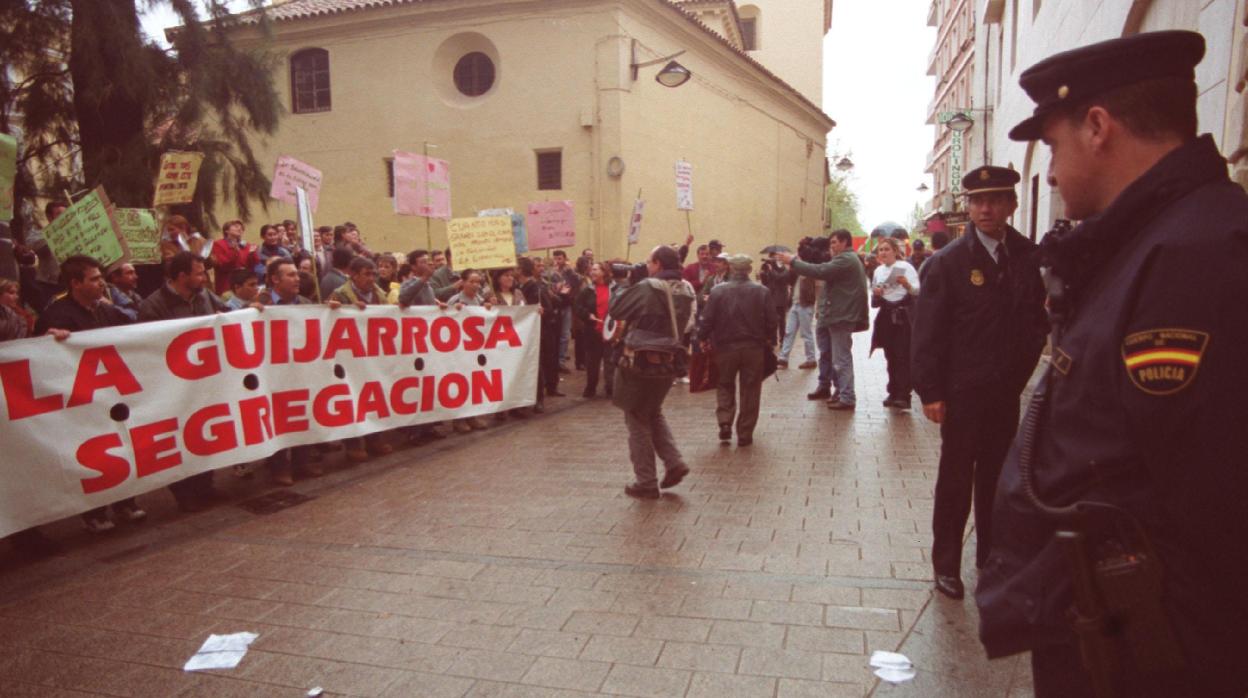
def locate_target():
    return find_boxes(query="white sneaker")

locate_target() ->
[83,517,115,534]
[117,506,147,522]
[679,377,691,384]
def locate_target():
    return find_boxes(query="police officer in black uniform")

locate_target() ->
[977,31,1248,697]
[912,166,1049,600]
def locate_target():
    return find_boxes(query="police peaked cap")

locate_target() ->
[1008,30,1205,141]
[962,166,1020,195]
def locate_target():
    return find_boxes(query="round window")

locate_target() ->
[453,52,495,97]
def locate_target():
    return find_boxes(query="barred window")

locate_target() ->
[536,150,562,190]
[291,48,331,114]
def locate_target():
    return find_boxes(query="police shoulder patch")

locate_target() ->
[1121,328,1209,395]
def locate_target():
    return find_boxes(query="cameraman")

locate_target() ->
[758,253,792,347]
[778,229,868,410]
[609,246,695,499]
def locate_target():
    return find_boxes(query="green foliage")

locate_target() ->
[824,174,864,236]
[1,0,279,234]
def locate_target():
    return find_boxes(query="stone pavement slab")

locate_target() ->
[0,331,1028,696]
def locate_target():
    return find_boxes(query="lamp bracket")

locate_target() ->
[630,39,687,80]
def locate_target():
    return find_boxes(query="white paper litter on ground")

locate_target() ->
[870,650,915,683]
[183,632,259,672]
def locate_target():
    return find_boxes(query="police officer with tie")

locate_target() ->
[977,31,1248,696]
[912,165,1049,600]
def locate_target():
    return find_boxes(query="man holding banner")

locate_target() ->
[139,251,229,512]
[35,255,146,531]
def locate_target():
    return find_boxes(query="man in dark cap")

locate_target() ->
[977,31,1248,697]
[911,165,1048,601]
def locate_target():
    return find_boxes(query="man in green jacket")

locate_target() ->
[779,229,869,410]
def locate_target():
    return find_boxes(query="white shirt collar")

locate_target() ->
[975,228,1003,261]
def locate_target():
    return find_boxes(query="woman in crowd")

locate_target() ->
[869,237,920,409]
[573,261,611,398]
[376,253,399,296]
[491,268,524,307]
[0,277,35,340]
[253,223,292,281]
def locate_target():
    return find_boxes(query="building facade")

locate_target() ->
[211,0,834,259]
[964,0,1246,242]
[924,0,978,223]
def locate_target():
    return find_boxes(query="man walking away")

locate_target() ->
[699,255,776,446]
[610,246,695,499]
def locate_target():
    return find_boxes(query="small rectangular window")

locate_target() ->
[536,150,562,191]
[741,18,757,51]
[384,157,395,197]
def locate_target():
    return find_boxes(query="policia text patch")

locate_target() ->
[1121,328,1209,395]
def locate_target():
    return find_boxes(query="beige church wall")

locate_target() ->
[222,2,620,255]
[600,6,830,262]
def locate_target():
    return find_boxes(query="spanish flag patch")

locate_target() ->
[1121,328,1209,395]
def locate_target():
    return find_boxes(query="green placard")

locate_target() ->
[0,133,15,221]
[43,187,129,268]
[116,208,160,264]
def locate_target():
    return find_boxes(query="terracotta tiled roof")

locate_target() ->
[224,0,833,127]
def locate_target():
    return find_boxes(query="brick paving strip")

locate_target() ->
[0,337,1031,697]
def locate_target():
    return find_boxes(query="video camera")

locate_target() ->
[611,262,648,284]
[797,235,832,265]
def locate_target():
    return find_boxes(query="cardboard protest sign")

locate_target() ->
[393,151,451,219]
[627,199,645,245]
[296,186,315,253]
[0,305,540,538]
[270,155,323,212]
[153,151,203,207]
[448,216,517,270]
[115,208,161,264]
[479,208,528,254]
[0,132,16,221]
[43,187,128,268]
[675,160,694,211]
[526,200,575,250]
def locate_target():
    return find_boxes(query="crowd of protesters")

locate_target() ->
[1,202,937,555]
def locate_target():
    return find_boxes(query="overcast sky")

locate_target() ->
[142,1,937,230]
[824,0,936,229]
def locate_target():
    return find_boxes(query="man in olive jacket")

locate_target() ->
[779,229,869,410]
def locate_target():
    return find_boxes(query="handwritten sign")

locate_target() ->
[526,200,575,250]
[0,133,15,221]
[43,187,128,268]
[675,160,693,211]
[448,216,517,270]
[115,208,160,264]
[393,152,451,219]
[270,155,322,212]
[627,199,645,245]
[152,151,203,207]
[480,208,528,254]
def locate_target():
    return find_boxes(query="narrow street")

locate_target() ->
[0,335,1033,697]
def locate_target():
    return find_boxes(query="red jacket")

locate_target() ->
[211,238,256,294]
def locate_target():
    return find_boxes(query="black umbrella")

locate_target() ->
[760,245,793,254]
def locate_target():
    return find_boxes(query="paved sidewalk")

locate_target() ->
[0,333,1033,697]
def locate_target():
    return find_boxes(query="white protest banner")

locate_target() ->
[270,155,323,212]
[675,160,693,211]
[0,305,539,538]
[295,186,315,253]
[627,199,645,245]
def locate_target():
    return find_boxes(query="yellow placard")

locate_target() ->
[153,151,203,207]
[447,216,517,270]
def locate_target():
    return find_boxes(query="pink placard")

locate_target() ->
[526,200,576,250]
[393,151,451,219]
[270,155,323,212]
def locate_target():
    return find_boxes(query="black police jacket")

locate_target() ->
[977,136,1248,694]
[910,225,1047,404]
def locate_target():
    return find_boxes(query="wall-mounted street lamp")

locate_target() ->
[917,183,929,192]
[945,112,974,133]
[631,40,692,88]
[835,156,854,172]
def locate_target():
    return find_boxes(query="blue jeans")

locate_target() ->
[816,325,855,405]
[779,304,815,362]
